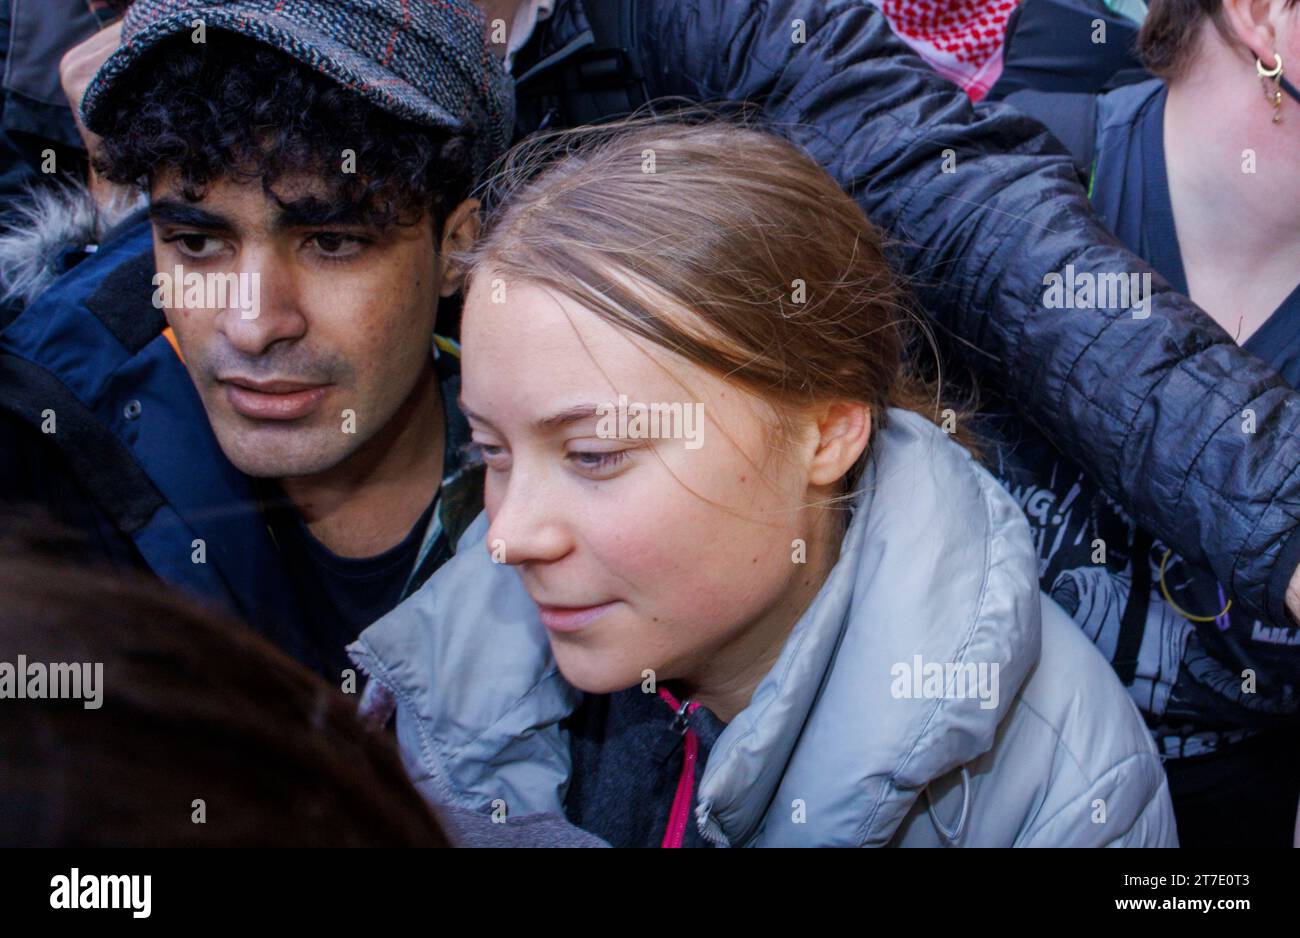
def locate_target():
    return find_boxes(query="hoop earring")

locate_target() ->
[1257,52,1284,123]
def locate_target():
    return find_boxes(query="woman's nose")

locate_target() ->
[485,473,572,566]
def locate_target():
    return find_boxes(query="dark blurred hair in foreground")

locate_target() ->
[0,508,448,846]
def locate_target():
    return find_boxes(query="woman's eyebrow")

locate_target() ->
[458,397,494,429]
[459,399,600,431]
[535,404,601,430]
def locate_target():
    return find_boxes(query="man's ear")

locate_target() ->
[807,401,872,487]
[437,197,481,298]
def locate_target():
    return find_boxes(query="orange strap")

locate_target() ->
[162,326,184,363]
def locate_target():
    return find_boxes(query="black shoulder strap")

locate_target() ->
[1003,89,1099,184]
[515,0,649,134]
[0,352,166,536]
[1113,529,1155,687]
[0,235,165,537]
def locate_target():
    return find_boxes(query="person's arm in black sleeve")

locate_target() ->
[636,0,1300,629]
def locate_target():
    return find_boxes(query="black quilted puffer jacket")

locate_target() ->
[515,0,1300,629]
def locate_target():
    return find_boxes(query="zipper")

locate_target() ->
[657,687,700,848]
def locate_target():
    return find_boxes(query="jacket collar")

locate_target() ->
[696,410,1040,846]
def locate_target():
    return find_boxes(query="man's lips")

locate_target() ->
[220,376,330,421]
[535,601,618,633]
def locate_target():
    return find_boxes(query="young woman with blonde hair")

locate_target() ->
[350,119,1177,847]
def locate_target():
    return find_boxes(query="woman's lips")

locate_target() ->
[222,379,330,421]
[536,601,618,633]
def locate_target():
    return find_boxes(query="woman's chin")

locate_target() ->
[550,647,643,696]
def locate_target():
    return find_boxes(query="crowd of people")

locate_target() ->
[0,0,1297,847]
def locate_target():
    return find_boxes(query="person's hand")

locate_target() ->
[58,22,128,211]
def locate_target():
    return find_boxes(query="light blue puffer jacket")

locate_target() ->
[348,409,1177,847]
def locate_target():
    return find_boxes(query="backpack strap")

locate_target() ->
[514,0,649,134]
[1112,529,1156,687]
[0,244,167,537]
[1003,89,1099,189]
[0,351,166,536]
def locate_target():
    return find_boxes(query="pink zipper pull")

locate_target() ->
[658,687,701,848]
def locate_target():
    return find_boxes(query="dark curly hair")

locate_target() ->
[93,29,476,231]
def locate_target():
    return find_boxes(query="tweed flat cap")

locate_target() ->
[81,0,515,177]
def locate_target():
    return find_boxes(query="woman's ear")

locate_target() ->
[1220,0,1278,65]
[807,402,872,487]
[437,198,482,298]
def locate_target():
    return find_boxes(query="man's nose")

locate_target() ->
[213,249,307,356]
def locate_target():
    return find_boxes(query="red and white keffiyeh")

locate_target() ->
[872,0,1020,101]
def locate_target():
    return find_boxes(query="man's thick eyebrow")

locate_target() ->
[149,200,234,230]
[459,399,601,431]
[273,200,371,230]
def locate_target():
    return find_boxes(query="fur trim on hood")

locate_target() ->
[0,180,146,311]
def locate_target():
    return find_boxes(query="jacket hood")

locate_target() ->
[349,408,1042,846]
[0,181,146,311]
